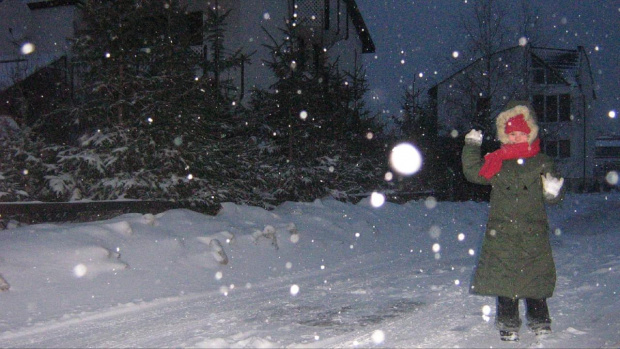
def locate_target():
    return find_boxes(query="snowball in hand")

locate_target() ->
[389,143,422,176]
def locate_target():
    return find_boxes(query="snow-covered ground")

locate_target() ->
[0,192,618,348]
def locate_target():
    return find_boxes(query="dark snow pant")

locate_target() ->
[496,297,551,332]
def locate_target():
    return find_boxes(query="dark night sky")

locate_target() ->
[355,0,619,135]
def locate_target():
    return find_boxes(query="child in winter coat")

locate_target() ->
[461,101,564,342]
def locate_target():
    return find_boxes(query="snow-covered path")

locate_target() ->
[0,194,618,348]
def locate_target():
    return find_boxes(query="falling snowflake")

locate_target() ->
[20,42,35,55]
[389,143,423,176]
[606,171,619,185]
[482,305,492,322]
[371,192,385,208]
[425,196,437,209]
[371,330,385,344]
[73,264,87,278]
[290,284,300,296]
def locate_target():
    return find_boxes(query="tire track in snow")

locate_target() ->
[0,250,430,347]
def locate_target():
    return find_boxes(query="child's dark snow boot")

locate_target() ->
[496,297,521,341]
[525,298,552,336]
[500,330,519,341]
[533,325,552,336]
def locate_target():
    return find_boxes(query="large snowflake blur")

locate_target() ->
[389,142,422,176]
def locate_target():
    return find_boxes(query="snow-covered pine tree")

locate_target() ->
[0,126,51,201]
[398,77,435,145]
[52,0,203,139]
[26,0,248,203]
[395,81,452,200]
[246,23,385,204]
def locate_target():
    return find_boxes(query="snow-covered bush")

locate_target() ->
[0,127,51,201]
[52,126,218,202]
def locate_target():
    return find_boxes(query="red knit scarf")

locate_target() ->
[479,138,541,180]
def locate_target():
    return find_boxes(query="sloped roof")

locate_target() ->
[0,53,66,91]
[429,45,521,90]
[531,47,579,70]
[429,45,595,98]
[530,46,580,85]
[342,0,375,53]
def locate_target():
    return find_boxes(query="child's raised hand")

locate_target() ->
[541,173,564,198]
[465,129,483,145]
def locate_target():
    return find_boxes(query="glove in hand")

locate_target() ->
[465,129,483,145]
[542,173,564,198]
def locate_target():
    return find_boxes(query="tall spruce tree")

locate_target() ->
[39,0,234,145]
[251,24,376,162]
[398,77,435,145]
[246,23,385,203]
[25,0,252,203]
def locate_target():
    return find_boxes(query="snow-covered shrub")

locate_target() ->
[50,126,218,202]
[0,127,51,201]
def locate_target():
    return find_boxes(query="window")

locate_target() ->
[533,95,544,120]
[135,14,167,42]
[531,57,564,85]
[543,140,571,159]
[533,94,571,123]
[545,140,558,157]
[546,96,558,122]
[324,0,330,30]
[476,97,490,123]
[596,147,620,158]
[559,94,571,121]
[291,0,324,28]
[559,140,571,158]
[187,12,203,47]
[533,68,546,85]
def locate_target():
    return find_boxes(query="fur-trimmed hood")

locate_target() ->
[496,101,539,145]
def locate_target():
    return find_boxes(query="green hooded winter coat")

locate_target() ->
[462,102,563,299]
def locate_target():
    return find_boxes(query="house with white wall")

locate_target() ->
[0,0,374,111]
[428,44,597,191]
